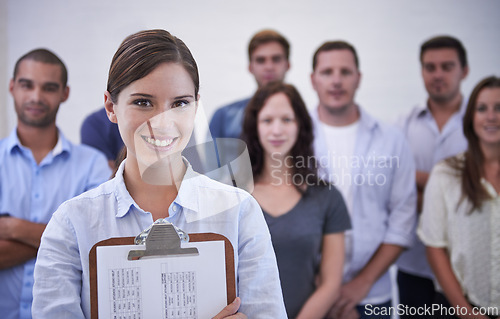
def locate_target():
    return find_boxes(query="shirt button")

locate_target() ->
[172,205,177,212]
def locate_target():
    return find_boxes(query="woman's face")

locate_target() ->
[473,87,500,147]
[257,92,299,160]
[106,63,197,175]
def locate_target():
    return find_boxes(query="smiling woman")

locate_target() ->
[106,62,197,187]
[31,29,287,319]
[418,76,500,319]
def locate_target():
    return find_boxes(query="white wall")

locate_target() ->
[0,0,7,138]
[4,0,500,142]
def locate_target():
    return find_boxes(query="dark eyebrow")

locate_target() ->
[17,78,61,87]
[130,93,194,100]
[174,95,195,100]
[43,82,61,89]
[130,93,154,98]
[17,78,33,84]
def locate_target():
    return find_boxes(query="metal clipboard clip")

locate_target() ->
[128,219,199,260]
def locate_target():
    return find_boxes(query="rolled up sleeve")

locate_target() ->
[33,207,86,319]
[383,135,417,248]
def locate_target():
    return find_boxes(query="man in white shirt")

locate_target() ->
[310,41,417,319]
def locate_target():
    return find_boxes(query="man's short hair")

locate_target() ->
[312,41,359,71]
[13,48,68,87]
[248,29,290,61]
[420,36,468,68]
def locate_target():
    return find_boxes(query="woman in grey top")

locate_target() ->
[242,82,351,318]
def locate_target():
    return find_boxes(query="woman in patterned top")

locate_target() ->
[418,76,500,319]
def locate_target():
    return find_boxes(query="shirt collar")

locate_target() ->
[6,127,70,156]
[419,97,468,118]
[176,165,247,223]
[113,157,246,222]
[113,157,212,220]
[173,158,233,223]
[357,105,379,132]
[5,128,21,153]
[481,178,500,198]
[416,104,430,118]
[53,130,72,156]
[458,97,468,116]
[174,159,201,211]
[314,105,378,132]
[113,159,140,218]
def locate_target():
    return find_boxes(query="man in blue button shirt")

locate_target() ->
[0,48,110,319]
[309,41,417,319]
[80,106,124,170]
[209,29,291,139]
[395,36,469,318]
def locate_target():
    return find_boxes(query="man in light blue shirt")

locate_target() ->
[209,29,290,139]
[0,48,110,319]
[395,35,469,318]
[309,41,416,319]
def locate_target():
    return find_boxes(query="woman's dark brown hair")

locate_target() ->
[107,29,199,103]
[448,75,500,211]
[108,29,200,176]
[242,82,324,191]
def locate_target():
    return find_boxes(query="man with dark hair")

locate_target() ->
[396,35,469,318]
[419,35,468,69]
[0,48,110,319]
[310,41,416,319]
[209,29,290,139]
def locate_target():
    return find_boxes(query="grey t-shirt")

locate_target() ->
[263,183,351,318]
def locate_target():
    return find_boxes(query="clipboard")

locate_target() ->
[89,222,236,319]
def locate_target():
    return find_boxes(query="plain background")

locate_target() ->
[1,0,500,143]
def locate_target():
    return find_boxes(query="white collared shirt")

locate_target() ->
[311,106,417,305]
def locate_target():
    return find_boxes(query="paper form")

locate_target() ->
[96,241,227,319]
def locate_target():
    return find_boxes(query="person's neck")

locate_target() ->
[481,143,500,166]
[124,156,185,220]
[480,143,500,192]
[427,93,463,119]
[318,102,360,127]
[257,153,294,186]
[16,121,58,164]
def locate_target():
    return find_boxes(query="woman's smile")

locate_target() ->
[142,135,177,148]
